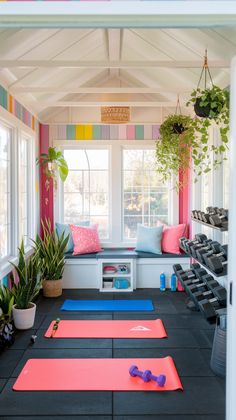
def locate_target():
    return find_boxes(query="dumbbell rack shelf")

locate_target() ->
[191,217,228,232]
[180,245,228,278]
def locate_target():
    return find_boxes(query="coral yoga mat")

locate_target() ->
[45,318,167,339]
[13,357,183,392]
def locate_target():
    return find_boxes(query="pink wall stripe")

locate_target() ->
[152,125,160,140]
[118,125,127,140]
[127,125,135,140]
[39,124,54,233]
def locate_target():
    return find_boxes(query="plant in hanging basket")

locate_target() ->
[187,85,229,176]
[36,147,69,189]
[155,114,196,189]
[188,85,229,119]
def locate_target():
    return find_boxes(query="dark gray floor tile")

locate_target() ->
[29,329,112,349]
[33,313,47,329]
[114,416,225,420]
[0,350,25,378]
[10,330,38,350]
[0,379,112,416]
[192,329,215,348]
[113,329,199,348]
[113,377,225,415]
[0,379,7,392]
[1,417,112,420]
[113,348,214,376]
[12,348,112,377]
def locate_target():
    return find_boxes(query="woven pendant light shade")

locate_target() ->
[101,106,130,123]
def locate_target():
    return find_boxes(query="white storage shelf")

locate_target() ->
[99,259,135,292]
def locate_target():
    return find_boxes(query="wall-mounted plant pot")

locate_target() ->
[194,97,211,118]
[42,278,62,298]
[12,303,36,330]
[172,123,186,134]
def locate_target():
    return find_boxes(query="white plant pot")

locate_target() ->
[12,303,36,330]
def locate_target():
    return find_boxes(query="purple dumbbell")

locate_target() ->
[129,365,166,387]
[129,365,150,382]
[143,369,166,387]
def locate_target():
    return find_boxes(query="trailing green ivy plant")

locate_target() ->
[186,85,229,176]
[155,114,196,189]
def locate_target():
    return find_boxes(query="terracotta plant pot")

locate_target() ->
[42,279,62,298]
[12,303,36,330]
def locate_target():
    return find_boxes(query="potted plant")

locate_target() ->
[34,220,69,298]
[155,114,196,189]
[0,286,15,349]
[187,85,229,147]
[36,146,69,190]
[10,241,41,330]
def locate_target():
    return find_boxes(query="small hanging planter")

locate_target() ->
[186,50,229,179]
[155,101,195,189]
[172,122,186,135]
[194,97,211,118]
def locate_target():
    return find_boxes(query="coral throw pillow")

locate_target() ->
[69,224,102,255]
[160,223,188,254]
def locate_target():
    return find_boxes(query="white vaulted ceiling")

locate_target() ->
[0,27,233,122]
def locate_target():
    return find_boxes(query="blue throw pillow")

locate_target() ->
[56,221,89,253]
[135,224,163,255]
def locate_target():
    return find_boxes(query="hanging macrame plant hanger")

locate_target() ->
[194,50,214,117]
[172,95,186,134]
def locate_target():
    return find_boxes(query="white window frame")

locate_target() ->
[19,131,36,250]
[54,140,178,247]
[0,106,36,279]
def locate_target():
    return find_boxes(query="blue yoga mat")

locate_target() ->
[61,299,154,312]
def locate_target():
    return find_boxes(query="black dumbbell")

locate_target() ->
[179,237,189,251]
[172,263,183,273]
[188,281,208,294]
[195,241,218,263]
[191,210,199,219]
[193,289,214,302]
[180,270,196,281]
[209,209,228,228]
[201,207,218,224]
[193,267,207,280]
[198,295,226,323]
[190,262,201,270]
[205,245,227,274]
[201,243,227,266]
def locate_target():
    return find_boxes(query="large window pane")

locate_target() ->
[63,149,109,239]
[123,149,168,240]
[0,124,11,260]
[19,136,29,246]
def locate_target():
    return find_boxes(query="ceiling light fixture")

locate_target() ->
[101,106,130,124]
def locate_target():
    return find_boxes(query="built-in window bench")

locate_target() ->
[63,249,190,290]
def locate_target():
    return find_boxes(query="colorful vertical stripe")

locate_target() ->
[50,124,160,141]
[0,84,37,131]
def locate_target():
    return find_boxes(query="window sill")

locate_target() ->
[0,247,34,280]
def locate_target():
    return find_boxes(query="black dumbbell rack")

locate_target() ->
[191,217,228,232]
[179,245,228,278]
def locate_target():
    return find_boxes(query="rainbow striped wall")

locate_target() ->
[50,124,160,141]
[0,85,36,131]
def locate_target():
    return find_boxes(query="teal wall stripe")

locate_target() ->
[92,125,101,140]
[135,125,144,140]
[0,85,8,110]
[66,125,76,140]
